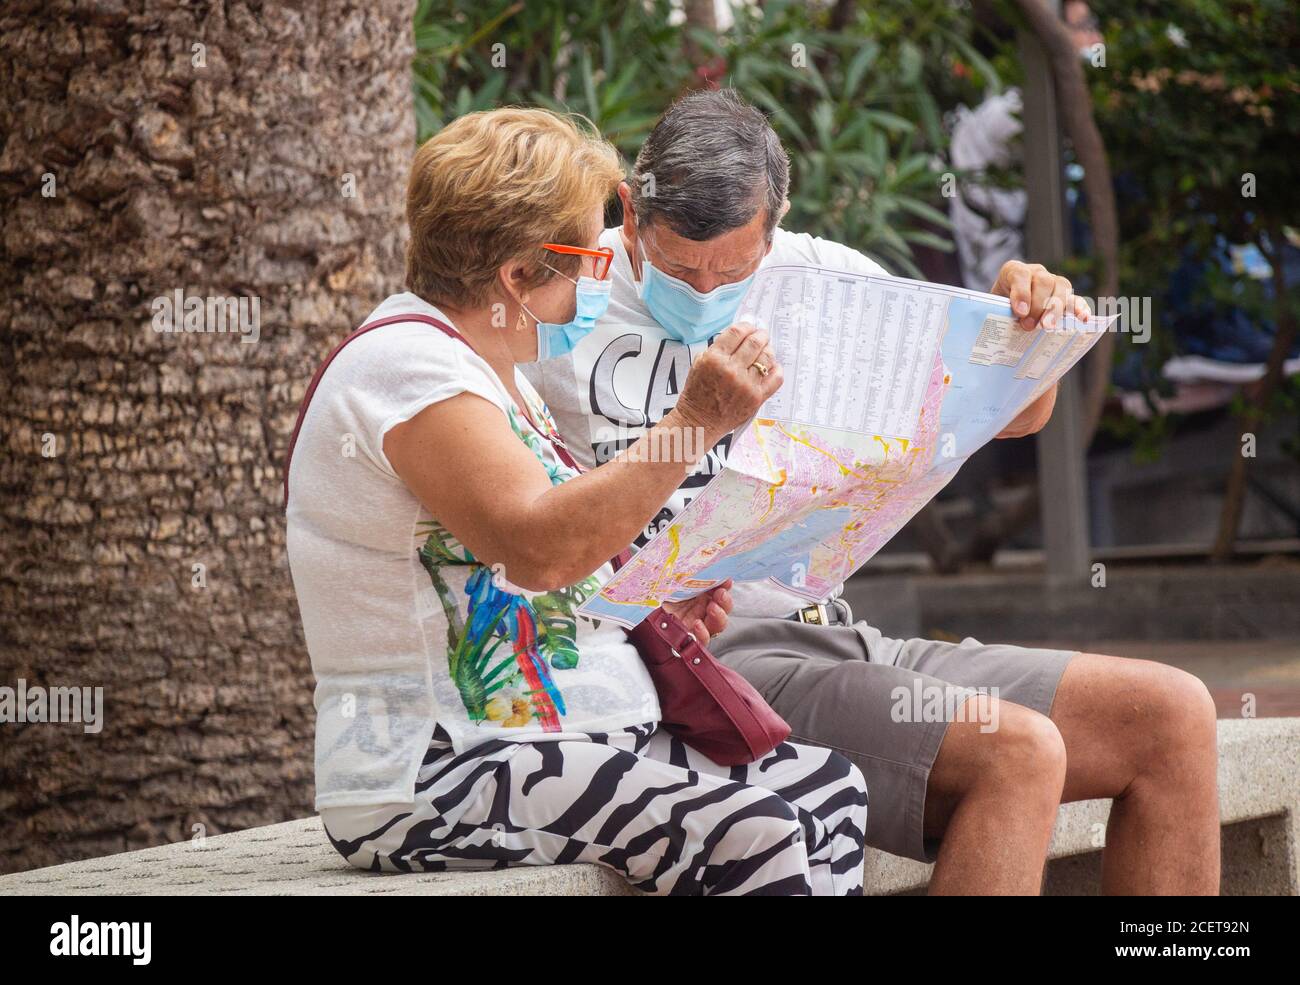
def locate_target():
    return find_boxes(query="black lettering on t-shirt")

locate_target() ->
[589,333,646,428]
[644,339,693,423]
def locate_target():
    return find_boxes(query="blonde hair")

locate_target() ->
[405,108,623,308]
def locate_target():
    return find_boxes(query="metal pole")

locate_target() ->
[1019,6,1092,582]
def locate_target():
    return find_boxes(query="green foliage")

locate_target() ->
[1086,3,1298,342]
[700,0,985,275]
[410,0,997,272]
[1075,0,1300,444]
[413,0,686,158]
[1088,0,1297,242]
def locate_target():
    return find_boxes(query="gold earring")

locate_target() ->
[516,308,528,331]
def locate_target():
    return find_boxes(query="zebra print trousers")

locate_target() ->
[320,723,868,896]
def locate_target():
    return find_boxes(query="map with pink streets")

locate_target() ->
[578,265,1112,628]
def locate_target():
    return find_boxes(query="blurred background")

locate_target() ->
[1,0,1296,873]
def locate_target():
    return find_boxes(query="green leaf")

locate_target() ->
[895,196,953,228]
[843,41,880,102]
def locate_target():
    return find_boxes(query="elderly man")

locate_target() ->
[522,89,1218,895]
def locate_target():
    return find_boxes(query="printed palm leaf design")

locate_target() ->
[413,398,598,727]
[464,567,565,728]
[416,522,568,729]
[530,577,601,670]
[417,521,470,651]
[508,402,573,486]
[494,583,564,729]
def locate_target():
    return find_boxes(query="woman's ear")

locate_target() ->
[499,261,530,305]
[495,262,531,330]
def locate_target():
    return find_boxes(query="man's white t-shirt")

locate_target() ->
[521,226,889,617]
[287,292,659,810]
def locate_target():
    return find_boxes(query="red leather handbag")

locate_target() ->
[622,599,792,766]
[285,312,791,766]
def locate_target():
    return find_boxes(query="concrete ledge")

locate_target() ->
[3,718,1295,896]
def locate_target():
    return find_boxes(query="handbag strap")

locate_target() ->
[282,312,587,505]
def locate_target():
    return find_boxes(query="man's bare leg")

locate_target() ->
[1049,653,1220,894]
[923,697,1066,894]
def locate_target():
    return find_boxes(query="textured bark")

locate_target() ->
[0,0,414,873]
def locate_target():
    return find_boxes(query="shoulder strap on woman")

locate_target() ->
[282,313,469,506]
[282,312,590,505]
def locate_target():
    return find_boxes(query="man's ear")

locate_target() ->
[618,181,645,277]
[618,181,636,239]
[763,199,791,256]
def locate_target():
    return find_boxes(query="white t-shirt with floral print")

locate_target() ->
[287,292,659,810]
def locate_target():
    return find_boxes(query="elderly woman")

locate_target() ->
[285,108,867,895]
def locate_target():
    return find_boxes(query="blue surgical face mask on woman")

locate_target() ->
[520,263,612,361]
[636,238,757,345]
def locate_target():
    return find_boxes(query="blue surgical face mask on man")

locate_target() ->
[636,237,757,345]
[520,263,612,361]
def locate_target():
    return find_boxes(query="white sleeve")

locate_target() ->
[770,228,892,277]
[330,326,511,480]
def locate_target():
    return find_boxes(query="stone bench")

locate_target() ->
[871,716,1300,895]
[3,717,1295,896]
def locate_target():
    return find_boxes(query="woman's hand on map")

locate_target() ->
[671,323,783,441]
[662,579,734,645]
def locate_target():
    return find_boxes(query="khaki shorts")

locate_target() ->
[710,615,1078,864]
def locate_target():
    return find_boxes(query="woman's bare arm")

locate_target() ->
[384,323,781,592]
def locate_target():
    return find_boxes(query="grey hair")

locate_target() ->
[630,88,789,242]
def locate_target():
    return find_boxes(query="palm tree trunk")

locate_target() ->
[0,0,414,873]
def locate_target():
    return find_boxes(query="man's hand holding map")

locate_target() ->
[579,264,1117,627]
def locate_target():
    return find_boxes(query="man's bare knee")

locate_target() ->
[923,699,1065,841]
[933,698,1066,794]
[1124,663,1218,791]
[1147,664,1217,745]
[990,703,1067,791]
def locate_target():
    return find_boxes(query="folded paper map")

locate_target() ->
[579,265,1116,628]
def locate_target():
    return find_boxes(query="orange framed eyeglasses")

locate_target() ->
[543,243,615,281]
